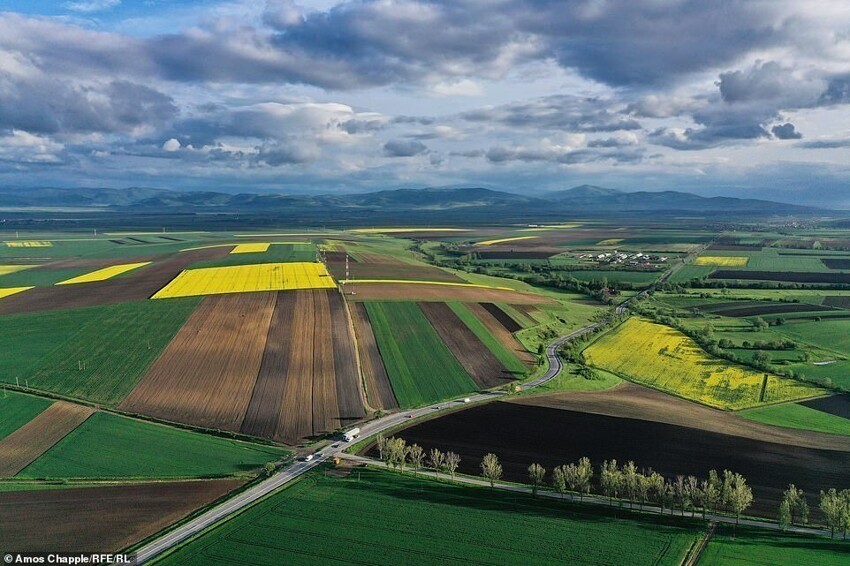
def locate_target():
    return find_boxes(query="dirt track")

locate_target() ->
[420,302,512,389]
[344,282,554,304]
[350,302,398,410]
[120,293,275,432]
[513,383,850,452]
[0,247,232,315]
[0,402,94,477]
[0,479,243,552]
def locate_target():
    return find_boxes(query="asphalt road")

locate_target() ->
[134,323,597,564]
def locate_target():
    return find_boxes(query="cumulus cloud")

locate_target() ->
[772,123,802,139]
[461,95,640,132]
[383,139,428,157]
[162,138,181,151]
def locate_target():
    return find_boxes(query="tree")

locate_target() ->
[387,437,408,472]
[552,465,567,499]
[601,460,619,505]
[429,448,444,478]
[262,461,276,478]
[841,490,850,540]
[647,472,666,513]
[778,499,792,532]
[721,470,734,514]
[636,473,651,510]
[728,473,754,536]
[528,463,546,497]
[820,489,844,538]
[376,434,389,465]
[674,476,688,516]
[444,451,461,483]
[622,461,639,509]
[576,457,593,501]
[407,443,424,474]
[686,476,701,518]
[701,478,720,519]
[480,453,503,487]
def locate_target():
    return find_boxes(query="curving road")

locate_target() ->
[134,323,597,564]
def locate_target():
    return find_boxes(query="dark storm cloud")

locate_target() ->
[461,96,640,132]
[383,139,428,157]
[772,123,802,140]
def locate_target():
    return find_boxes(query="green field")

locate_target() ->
[700,524,850,565]
[154,468,702,566]
[19,412,287,479]
[447,301,527,375]
[365,301,477,407]
[0,391,52,440]
[190,243,317,268]
[741,402,850,436]
[0,299,201,405]
[0,268,93,287]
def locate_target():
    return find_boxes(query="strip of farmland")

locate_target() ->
[365,302,477,407]
[0,392,53,441]
[240,292,298,439]
[0,479,243,552]
[0,246,231,315]
[480,302,523,332]
[821,258,850,270]
[705,302,835,317]
[709,270,850,283]
[420,302,513,389]
[464,302,536,366]
[0,401,94,477]
[310,290,338,435]
[328,291,367,426]
[120,293,275,432]
[350,302,398,410]
[343,282,554,303]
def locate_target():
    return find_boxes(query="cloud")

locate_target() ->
[772,123,802,139]
[383,139,428,157]
[162,138,181,152]
[461,95,640,132]
[63,0,121,13]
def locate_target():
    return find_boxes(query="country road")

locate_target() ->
[134,321,598,564]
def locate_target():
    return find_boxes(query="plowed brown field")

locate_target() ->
[328,292,367,425]
[0,479,243,552]
[481,302,523,332]
[120,293,275,432]
[0,247,232,315]
[0,401,94,477]
[350,302,398,410]
[420,302,512,389]
[466,303,535,366]
[344,282,553,304]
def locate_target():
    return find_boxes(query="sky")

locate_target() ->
[1,1,850,205]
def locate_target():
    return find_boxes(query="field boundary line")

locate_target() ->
[683,521,717,566]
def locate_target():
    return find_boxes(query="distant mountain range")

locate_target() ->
[0,185,826,222]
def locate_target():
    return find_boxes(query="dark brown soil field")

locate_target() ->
[0,247,231,315]
[311,290,338,435]
[120,292,275,432]
[277,291,317,442]
[514,384,850,451]
[822,258,850,270]
[709,303,834,317]
[344,282,554,304]
[823,296,850,308]
[510,303,542,322]
[481,302,523,332]
[384,400,850,518]
[240,292,298,439]
[420,302,513,388]
[350,302,398,410]
[710,270,850,284]
[801,394,850,419]
[0,479,243,552]
[0,402,95,477]
[328,291,367,426]
[466,303,535,366]
[327,257,463,282]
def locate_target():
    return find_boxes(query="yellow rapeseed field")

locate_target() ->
[596,239,624,246]
[583,318,821,410]
[56,262,151,285]
[231,243,271,254]
[476,236,539,246]
[0,287,33,299]
[5,241,52,248]
[0,265,33,276]
[153,262,336,299]
[693,256,749,267]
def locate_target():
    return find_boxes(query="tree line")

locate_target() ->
[374,435,850,539]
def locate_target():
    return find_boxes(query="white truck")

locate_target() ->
[343,427,361,442]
